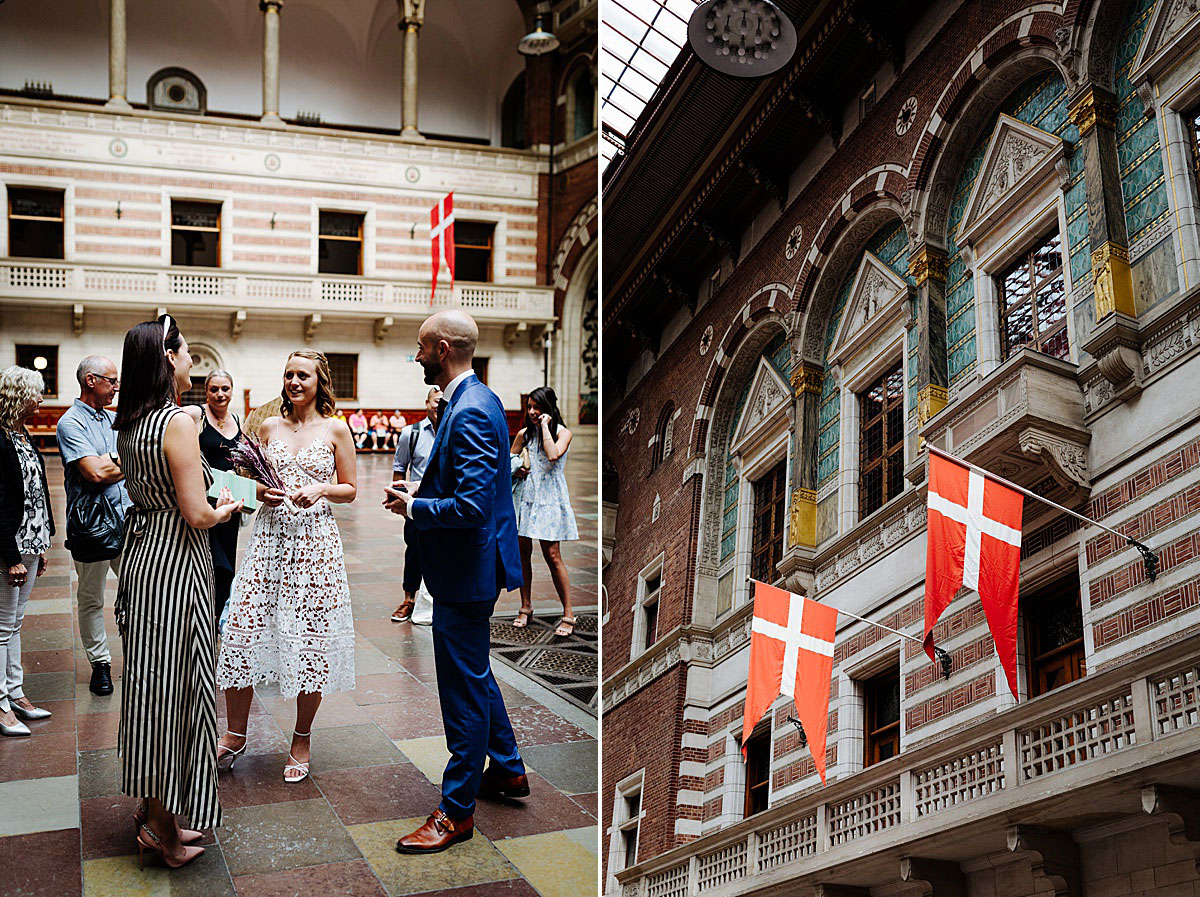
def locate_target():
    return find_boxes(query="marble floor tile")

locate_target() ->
[231,859,388,897]
[0,730,79,782]
[82,844,235,897]
[405,881,542,897]
[492,827,598,897]
[351,671,433,706]
[219,799,361,877]
[519,741,598,796]
[347,817,518,895]
[473,771,595,841]
[212,751,323,809]
[0,775,80,835]
[363,693,446,740]
[301,723,404,771]
[24,669,78,703]
[0,827,82,897]
[76,709,121,751]
[316,762,443,826]
[394,735,452,787]
[505,706,593,747]
[78,748,121,800]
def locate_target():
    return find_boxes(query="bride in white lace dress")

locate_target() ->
[215,350,357,783]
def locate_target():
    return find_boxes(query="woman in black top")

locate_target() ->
[0,365,56,736]
[197,370,242,622]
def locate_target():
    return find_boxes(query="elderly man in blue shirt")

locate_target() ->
[390,385,442,624]
[56,355,130,696]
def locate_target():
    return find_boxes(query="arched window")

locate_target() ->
[571,67,596,141]
[650,402,675,472]
[501,72,525,149]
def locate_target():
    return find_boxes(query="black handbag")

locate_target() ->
[65,487,124,563]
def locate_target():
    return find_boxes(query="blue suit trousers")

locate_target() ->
[432,598,525,819]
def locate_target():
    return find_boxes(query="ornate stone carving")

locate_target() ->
[1067,85,1118,136]
[623,407,641,435]
[1018,429,1090,493]
[828,252,912,365]
[814,493,926,592]
[908,244,948,286]
[699,324,714,355]
[789,487,817,547]
[784,225,804,260]
[1090,241,1134,319]
[981,134,1044,207]
[917,384,948,425]
[790,362,823,396]
[895,96,918,136]
[731,361,790,450]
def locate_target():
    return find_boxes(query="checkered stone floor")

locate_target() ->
[0,435,599,897]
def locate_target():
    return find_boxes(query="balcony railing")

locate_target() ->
[614,634,1200,897]
[0,260,555,322]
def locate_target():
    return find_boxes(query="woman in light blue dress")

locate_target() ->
[511,387,578,636]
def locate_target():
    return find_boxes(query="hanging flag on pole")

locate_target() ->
[741,580,838,785]
[430,192,455,303]
[923,450,1024,699]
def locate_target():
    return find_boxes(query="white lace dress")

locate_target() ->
[216,437,355,699]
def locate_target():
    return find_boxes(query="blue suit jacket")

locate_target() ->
[410,374,523,603]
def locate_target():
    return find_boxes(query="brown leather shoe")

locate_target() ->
[478,765,531,799]
[395,809,474,854]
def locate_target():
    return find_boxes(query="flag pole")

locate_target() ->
[926,445,1160,581]
[747,578,953,679]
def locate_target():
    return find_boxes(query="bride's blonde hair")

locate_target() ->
[280,350,337,419]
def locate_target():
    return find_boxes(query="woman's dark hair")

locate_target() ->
[524,385,565,448]
[113,315,182,430]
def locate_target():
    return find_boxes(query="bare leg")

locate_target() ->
[288,691,322,770]
[219,686,252,754]
[518,536,535,611]
[541,540,573,622]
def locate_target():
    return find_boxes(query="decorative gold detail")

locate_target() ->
[1068,86,1118,136]
[789,488,817,547]
[908,246,948,286]
[917,384,948,425]
[1091,241,1135,319]
[790,363,823,396]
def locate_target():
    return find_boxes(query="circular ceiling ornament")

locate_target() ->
[687,0,798,78]
[895,96,918,136]
[784,224,804,260]
[700,325,715,355]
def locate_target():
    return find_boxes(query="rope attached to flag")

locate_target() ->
[746,577,953,679]
[927,445,1160,581]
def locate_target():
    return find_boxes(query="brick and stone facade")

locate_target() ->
[603,0,1200,894]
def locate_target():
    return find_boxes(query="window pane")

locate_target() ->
[1033,233,1061,282]
[887,456,904,500]
[1003,265,1030,306]
[1036,276,1066,329]
[456,247,491,282]
[887,406,904,448]
[171,230,219,267]
[1006,301,1034,353]
[172,201,220,229]
[9,218,64,259]
[1041,327,1070,361]
[319,211,362,238]
[325,353,357,400]
[9,188,62,219]
[455,222,494,248]
[319,237,360,275]
[14,344,57,395]
[860,466,882,514]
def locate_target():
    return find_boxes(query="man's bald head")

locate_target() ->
[420,310,478,361]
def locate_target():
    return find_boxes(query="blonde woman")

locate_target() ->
[216,350,357,783]
[0,366,55,736]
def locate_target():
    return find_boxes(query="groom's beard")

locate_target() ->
[420,359,442,385]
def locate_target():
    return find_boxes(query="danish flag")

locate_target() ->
[430,192,455,303]
[924,451,1024,698]
[741,581,838,785]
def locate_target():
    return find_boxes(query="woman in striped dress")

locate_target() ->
[113,315,242,869]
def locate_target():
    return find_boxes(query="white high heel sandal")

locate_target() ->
[283,730,311,783]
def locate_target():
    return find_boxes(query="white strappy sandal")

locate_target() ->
[283,730,311,783]
[217,730,247,770]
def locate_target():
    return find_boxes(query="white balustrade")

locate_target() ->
[645,863,688,897]
[697,840,747,891]
[827,781,902,847]
[755,813,816,873]
[1152,663,1200,737]
[913,741,1004,818]
[1018,689,1135,781]
[0,260,553,321]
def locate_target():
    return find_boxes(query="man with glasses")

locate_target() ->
[56,356,129,696]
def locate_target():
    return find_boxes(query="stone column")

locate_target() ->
[106,0,130,109]
[398,0,425,139]
[1068,85,1136,320]
[787,361,823,548]
[908,243,949,426]
[260,1,284,124]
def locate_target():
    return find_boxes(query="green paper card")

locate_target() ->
[208,468,259,512]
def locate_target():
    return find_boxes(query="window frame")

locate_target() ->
[1023,571,1086,699]
[749,458,788,586]
[453,220,496,283]
[14,344,59,397]
[7,186,65,260]
[607,769,645,892]
[863,665,901,768]
[325,352,359,402]
[742,725,772,818]
[318,209,365,276]
[630,554,665,661]
[856,360,906,520]
[170,198,223,268]
[996,228,1068,363]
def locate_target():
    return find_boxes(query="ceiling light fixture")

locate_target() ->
[518,14,560,57]
[687,0,797,78]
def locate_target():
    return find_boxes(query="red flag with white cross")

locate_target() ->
[741,581,838,785]
[430,192,455,303]
[924,451,1024,699]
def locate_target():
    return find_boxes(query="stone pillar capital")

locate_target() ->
[908,243,948,286]
[398,0,425,27]
[789,361,823,398]
[1068,84,1119,136]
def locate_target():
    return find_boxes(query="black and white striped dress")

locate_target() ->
[116,404,220,829]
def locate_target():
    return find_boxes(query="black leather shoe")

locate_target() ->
[90,661,113,696]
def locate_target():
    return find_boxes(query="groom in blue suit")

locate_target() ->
[385,310,528,853]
